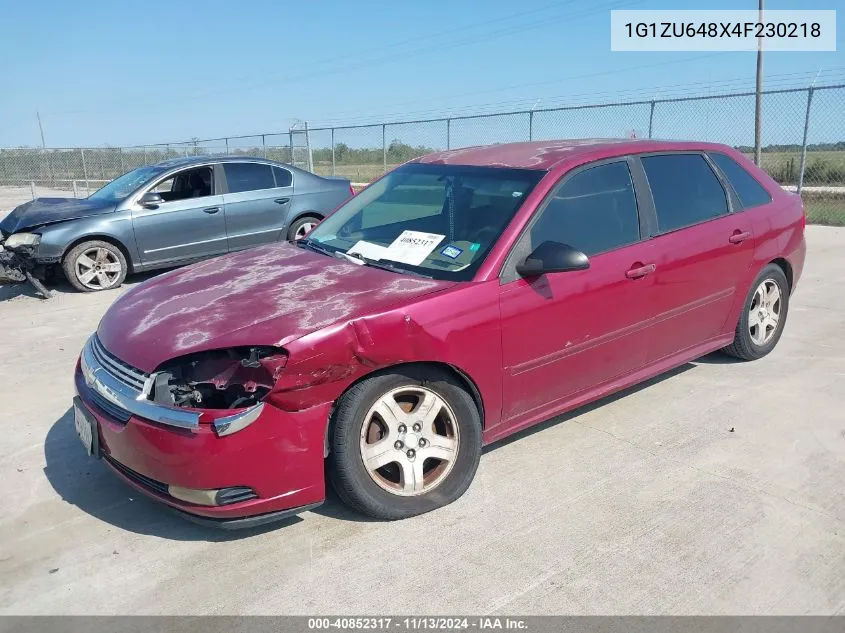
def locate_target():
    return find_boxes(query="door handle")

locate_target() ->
[626,263,656,279]
[274,198,290,205]
[203,207,220,214]
[729,230,751,244]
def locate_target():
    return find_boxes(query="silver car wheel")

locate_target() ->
[749,279,781,346]
[359,386,460,497]
[75,247,123,290]
[295,221,316,240]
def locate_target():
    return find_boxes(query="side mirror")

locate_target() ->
[516,241,589,277]
[139,192,163,208]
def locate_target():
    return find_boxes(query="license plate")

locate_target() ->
[73,397,99,458]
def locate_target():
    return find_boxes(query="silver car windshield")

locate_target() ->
[88,165,168,203]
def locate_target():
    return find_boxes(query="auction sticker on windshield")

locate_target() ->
[384,231,445,266]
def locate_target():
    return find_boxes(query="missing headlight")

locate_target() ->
[151,346,287,409]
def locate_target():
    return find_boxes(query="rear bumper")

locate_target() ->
[75,366,331,526]
[789,233,807,293]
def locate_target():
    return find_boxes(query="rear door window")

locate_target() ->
[708,152,772,209]
[223,162,276,193]
[641,154,728,232]
[530,161,640,256]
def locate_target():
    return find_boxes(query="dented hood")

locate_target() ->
[97,242,455,373]
[0,197,118,233]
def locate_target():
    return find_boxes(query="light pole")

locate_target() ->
[754,0,764,166]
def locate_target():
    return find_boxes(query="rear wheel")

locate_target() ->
[287,215,320,241]
[62,240,128,292]
[328,367,482,520]
[723,264,790,360]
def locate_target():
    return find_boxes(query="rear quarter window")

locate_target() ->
[273,166,292,187]
[708,152,772,209]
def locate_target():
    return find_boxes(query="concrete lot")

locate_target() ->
[0,225,843,615]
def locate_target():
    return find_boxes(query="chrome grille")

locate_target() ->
[90,335,149,392]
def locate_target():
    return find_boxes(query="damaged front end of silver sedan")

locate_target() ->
[0,232,51,299]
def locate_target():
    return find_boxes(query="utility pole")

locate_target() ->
[754,0,764,166]
[36,111,46,148]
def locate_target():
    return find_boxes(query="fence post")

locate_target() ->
[30,181,36,200]
[331,128,336,176]
[81,148,89,194]
[225,137,229,154]
[304,122,313,172]
[528,111,534,141]
[119,147,125,173]
[382,124,387,174]
[143,148,147,165]
[446,119,451,150]
[796,86,815,196]
[73,180,78,198]
[289,133,294,165]
[648,100,656,139]
[262,134,267,158]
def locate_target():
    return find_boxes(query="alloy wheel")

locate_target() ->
[75,247,122,290]
[749,279,781,346]
[359,386,460,496]
[295,221,316,240]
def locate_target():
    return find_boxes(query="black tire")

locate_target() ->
[62,240,128,292]
[328,366,482,520]
[722,264,790,361]
[287,215,321,241]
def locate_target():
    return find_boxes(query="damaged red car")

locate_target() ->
[73,139,806,527]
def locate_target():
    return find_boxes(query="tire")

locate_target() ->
[722,264,790,361]
[328,366,482,520]
[287,215,321,241]
[62,240,128,292]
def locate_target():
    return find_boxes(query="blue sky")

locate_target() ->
[0,0,842,148]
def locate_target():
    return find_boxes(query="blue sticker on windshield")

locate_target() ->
[469,242,481,252]
[441,245,463,259]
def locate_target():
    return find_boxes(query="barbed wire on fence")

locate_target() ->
[1,84,843,222]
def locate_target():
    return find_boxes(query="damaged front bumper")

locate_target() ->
[74,336,331,526]
[0,246,28,283]
[0,240,51,298]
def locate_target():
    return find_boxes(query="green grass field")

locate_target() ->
[804,195,845,226]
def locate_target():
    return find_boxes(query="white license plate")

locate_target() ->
[74,400,95,456]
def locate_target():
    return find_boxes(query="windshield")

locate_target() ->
[304,163,544,281]
[88,165,168,203]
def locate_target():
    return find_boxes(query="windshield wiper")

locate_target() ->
[296,238,335,258]
[340,252,433,279]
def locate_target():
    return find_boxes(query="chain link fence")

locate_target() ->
[1,84,842,224]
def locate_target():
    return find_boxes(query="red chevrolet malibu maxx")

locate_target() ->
[73,140,806,527]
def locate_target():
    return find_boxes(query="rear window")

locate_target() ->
[709,152,772,209]
[642,154,728,233]
[223,163,275,193]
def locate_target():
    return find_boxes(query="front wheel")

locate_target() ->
[722,264,790,361]
[328,367,482,520]
[62,240,128,292]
